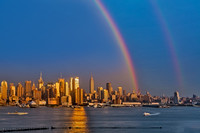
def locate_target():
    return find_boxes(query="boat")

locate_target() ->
[193,102,200,107]
[144,112,151,116]
[144,112,160,116]
[8,111,28,115]
[29,101,38,108]
[93,104,98,108]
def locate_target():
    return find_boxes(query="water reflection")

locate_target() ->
[68,107,88,133]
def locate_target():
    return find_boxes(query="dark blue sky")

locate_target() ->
[0,0,200,96]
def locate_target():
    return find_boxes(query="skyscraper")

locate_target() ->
[118,87,123,96]
[106,83,113,95]
[174,91,180,104]
[58,78,65,97]
[65,82,69,96]
[16,83,24,98]
[55,82,60,98]
[25,81,32,97]
[90,74,94,94]
[73,77,79,90]
[38,72,44,90]
[32,82,36,91]
[73,77,79,104]
[9,83,15,96]
[77,87,83,105]
[97,87,103,100]
[69,77,73,92]
[103,89,109,102]
[1,81,7,100]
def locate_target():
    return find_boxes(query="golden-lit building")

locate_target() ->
[103,89,109,102]
[32,82,36,91]
[16,83,24,98]
[38,72,44,90]
[106,82,113,95]
[90,74,94,94]
[59,78,65,97]
[118,87,123,96]
[48,98,59,106]
[9,83,15,96]
[65,82,69,96]
[73,77,79,90]
[1,80,8,100]
[69,77,73,92]
[55,82,60,98]
[97,87,103,100]
[33,90,42,100]
[25,80,32,97]
[73,77,79,104]
[77,88,84,105]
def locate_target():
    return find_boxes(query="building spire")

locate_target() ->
[39,72,43,83]
[91,72,93,78]
[40,72,42,80]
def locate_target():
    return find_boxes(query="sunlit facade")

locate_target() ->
[9,83,15,96]
[65,82,69,96]
[59,78,65,97]
[118,87,123,96]
[16,83,24,98]
[106,82,113,96]
[55,82,60,98]
[90,74,94,94]
[38,72,44,90]
[1,80,7,100]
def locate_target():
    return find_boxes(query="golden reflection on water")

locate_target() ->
[68,107,89,133]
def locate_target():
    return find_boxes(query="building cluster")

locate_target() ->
[0,73,84,106]
[0,73,199,106]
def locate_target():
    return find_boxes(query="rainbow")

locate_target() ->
[150,1,183,88]
[94,0,139,92]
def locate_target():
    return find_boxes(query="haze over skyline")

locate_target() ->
[0,0,200,96]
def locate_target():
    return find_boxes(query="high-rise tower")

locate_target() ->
[9,83,15,96]
[16,83,24,98]
[174,91,180,104]
[90,74,94,94]
[106,83,113,95]
[73,77,79,104]
[59,78,65,97]
[69,77,73,92]
[38,72,44,90]
[1,81,8,100]
[65,82,69,96]
[25,81,32,97]
[118,87,123,96]
[73,77,79,90]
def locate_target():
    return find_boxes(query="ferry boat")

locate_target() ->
[29,101,38,108]
[143,112,150,116]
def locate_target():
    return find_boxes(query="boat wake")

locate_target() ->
[149,113,160,116]
[7,112,28,115]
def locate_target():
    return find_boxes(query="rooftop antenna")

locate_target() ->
[60,73,62,78]
[40,72,42,79]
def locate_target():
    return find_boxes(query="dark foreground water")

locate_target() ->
[0,106,200,133]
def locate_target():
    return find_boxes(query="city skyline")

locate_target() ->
[0,0,200,96]
[0,72,197,98]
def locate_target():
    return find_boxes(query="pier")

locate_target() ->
[0,126,162,132]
